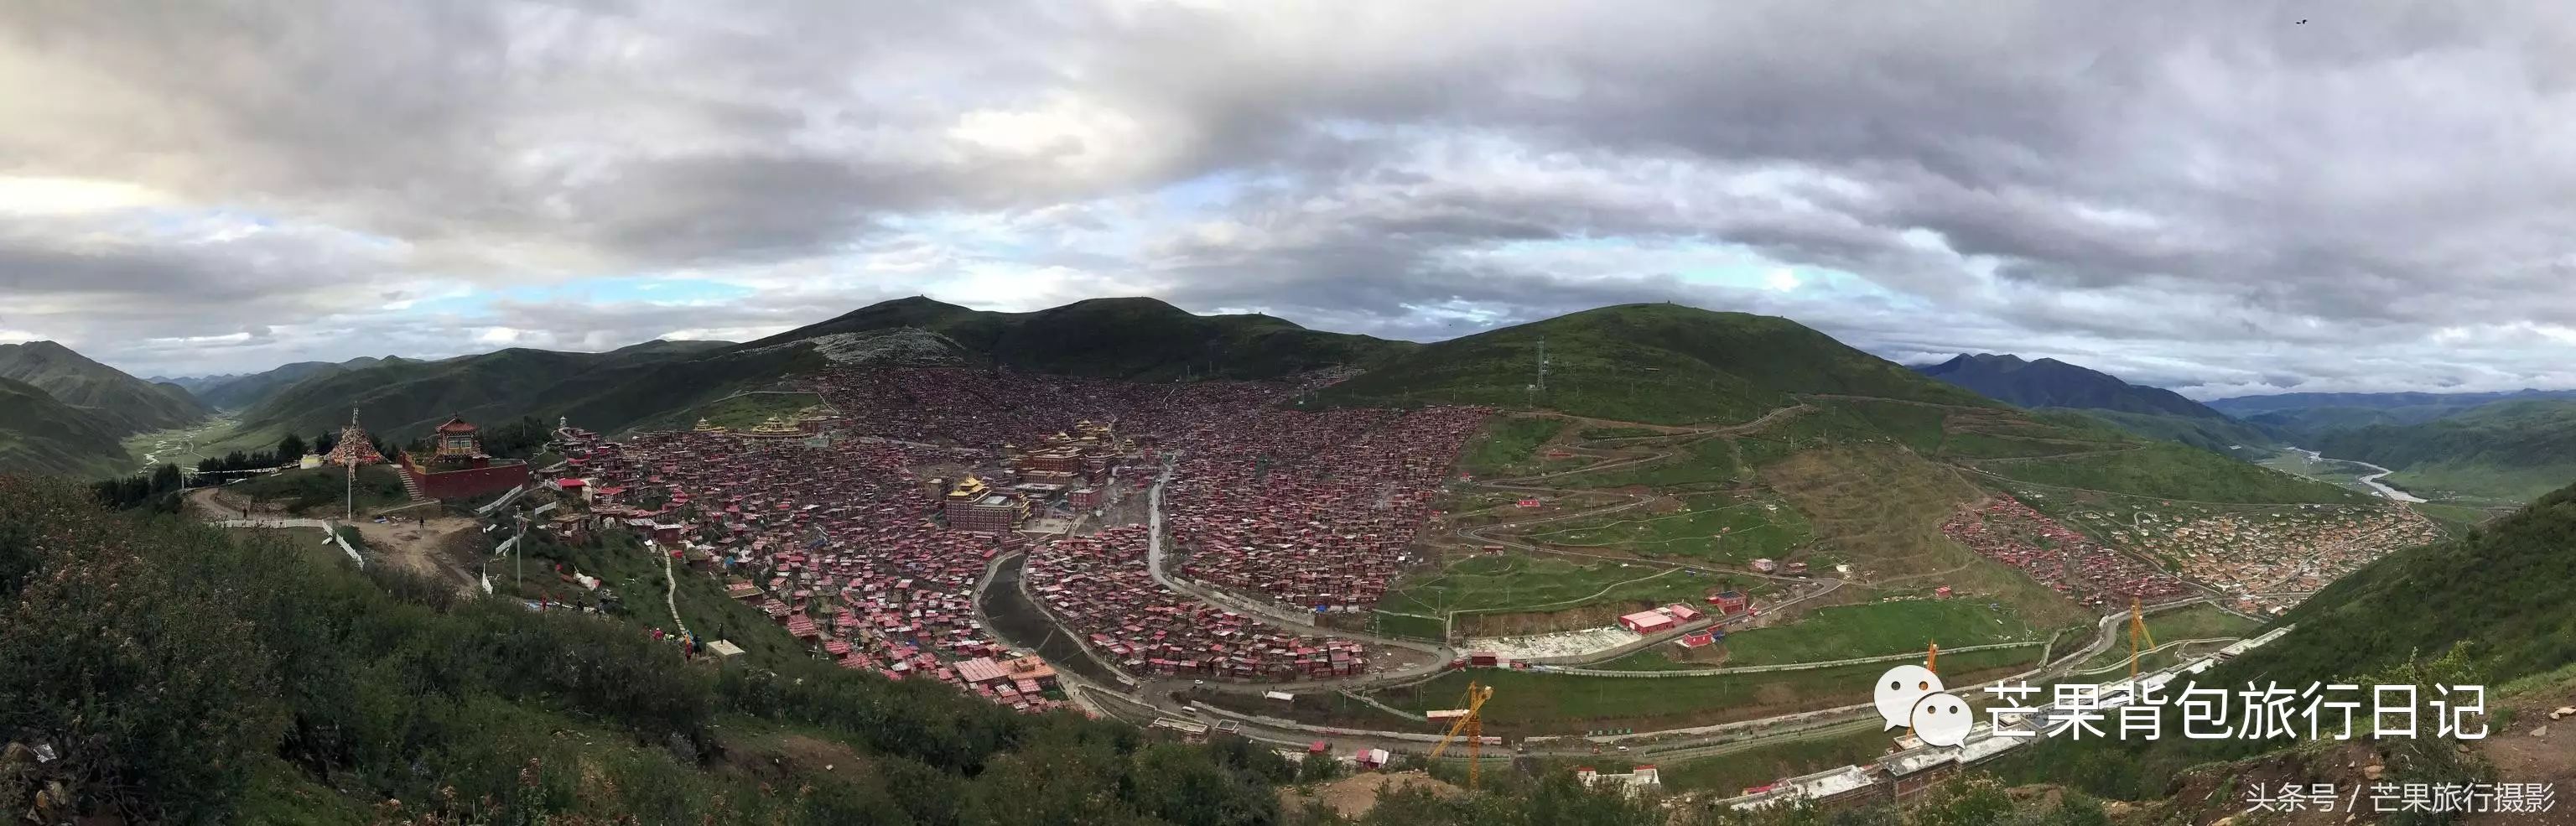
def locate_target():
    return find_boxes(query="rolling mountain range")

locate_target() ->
[0,340,210,435]
[1320,303,1989,424]
[1909,352,2277,457]
[1914,353,2221,418]
[8,295,2547,517]
[192,356,409,411]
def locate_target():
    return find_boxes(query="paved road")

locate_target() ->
[1135,452,1461,700]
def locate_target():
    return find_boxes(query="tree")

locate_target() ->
[277,434,307,460]
[1299,751,1342,783]
[314,430,337,455]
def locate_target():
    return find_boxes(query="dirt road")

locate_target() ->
[346,514,485,595]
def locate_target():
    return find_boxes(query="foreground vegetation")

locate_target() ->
[0,475,1311,824]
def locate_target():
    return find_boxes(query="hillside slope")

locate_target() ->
[1317,303,1996,423]
[196,356,407,411]
[0,376,132,478]
[233,341,793,446]
[740,295,1413,380]
[2308,397,2576,502]
[0,341,210,434]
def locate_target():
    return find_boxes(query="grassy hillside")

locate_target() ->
[740,295,1413,381]
[0,376,132,478]
[195,356,418,411]
[232,342,815,449]
[0,340,210,434]
[1317,303,1998,424]
[2064,408,2278,459]
[2308,398,2576,502]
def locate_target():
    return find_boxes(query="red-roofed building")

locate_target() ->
[1618,610,1676,634]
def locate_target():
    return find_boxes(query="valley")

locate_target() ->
[3,297,2527,817]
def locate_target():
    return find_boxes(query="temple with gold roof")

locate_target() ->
[942,474,1024,532]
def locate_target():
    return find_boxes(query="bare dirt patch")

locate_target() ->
[1281,771,1462,818]
[349,514,484,595]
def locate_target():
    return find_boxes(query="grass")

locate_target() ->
[2384,462,2576,506]
[500,528,809,668]
[2411,501,2501,534]
[673,391,830,431]
[1820,398,1955,455]
[1516,493,1810,564]
[1763,444,2090,631]
[1313,304,1998,424]
[1655,721,1897,794]
[1366,647,2038,735]
[227,464,413,515]
[1372,610,1447,642]
[1457,415,1571,477]
[1578,426,1663,440]
[1379,553,1718,617]
[1612,599,2048,668]
[1539,435,1742,489]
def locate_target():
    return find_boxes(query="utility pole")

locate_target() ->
[1526,335,1550,408]
[345,407,359,522]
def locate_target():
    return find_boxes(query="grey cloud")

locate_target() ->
[7,0,2576,394]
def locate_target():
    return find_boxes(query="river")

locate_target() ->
[2283,447,2425,503]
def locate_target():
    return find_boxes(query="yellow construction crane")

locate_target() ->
[1427,681,1496,790]
[2128,597,2158,683]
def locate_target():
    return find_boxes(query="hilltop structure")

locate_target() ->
[319,407,386,466]
[398,413,530,501]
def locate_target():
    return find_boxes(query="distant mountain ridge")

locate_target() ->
[1910,353,2275,457]
[196,355,412,411]
[2302,397,2576,502]
[1914,353,2224,418]
[743,295,1415,380]
[2205,387,2576,418]
[0,340,210,435]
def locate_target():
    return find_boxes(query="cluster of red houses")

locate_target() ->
[1940,497,2191,608]
[1161,407,1489,611]
[537,366,1475,709]
[806,366,1295,449]
[551,425,1072,712]
[1026,525,1370,681]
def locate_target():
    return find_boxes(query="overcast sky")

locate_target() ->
[6,2,2576,397]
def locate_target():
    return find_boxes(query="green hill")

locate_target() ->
[1316,303,1996,423]
[741,295,1414,380]
[0,376,132,478]
[2307,397,2576,502]
[195,356,413,411]
[231,342,800,449]
[0,340,211,435]
[2061,408,2278,459]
